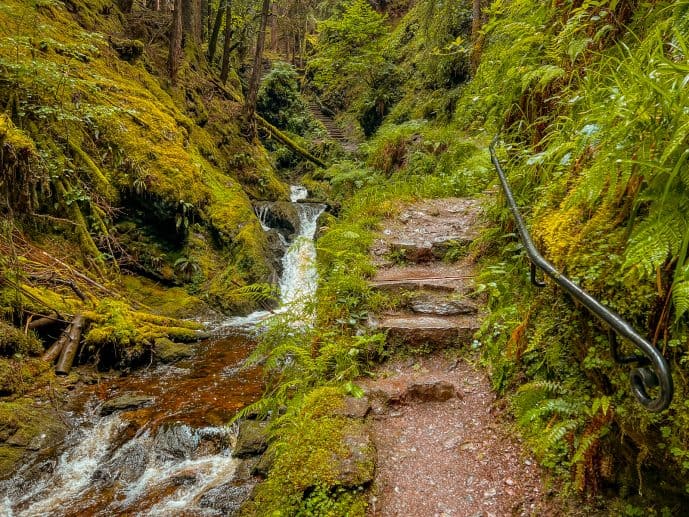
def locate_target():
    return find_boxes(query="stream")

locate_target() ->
[0,187,325,516]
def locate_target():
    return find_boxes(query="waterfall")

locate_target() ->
[278,190,325,310]
[221,186,324,328]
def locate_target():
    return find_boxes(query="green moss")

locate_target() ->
[0,321,42,357]
[243,415,371,516]
[119,276,204,318]
[83,300,203,366]
[0,357,53,396]
[0,397,67,479]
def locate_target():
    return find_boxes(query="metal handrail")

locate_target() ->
[489,138,673,412]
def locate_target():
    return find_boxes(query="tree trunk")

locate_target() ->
[55,315,88,375]
[219,0,233,83]
[183,0,202,45]
[168,0,183,83]
[470,0,485,74]
[243,0,271,138]
[201,0,208,40]
[208,0,225,63]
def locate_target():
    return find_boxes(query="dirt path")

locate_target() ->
[364,198,564,516]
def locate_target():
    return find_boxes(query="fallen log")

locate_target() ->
[28,313,62,330]
[55,315,88,376]
[42,331,69,364]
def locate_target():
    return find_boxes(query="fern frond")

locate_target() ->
[516,379,565,396]
[624,198,689,277]
[545,419,579,450]
[672,266,689,321]
[572,429,603,465]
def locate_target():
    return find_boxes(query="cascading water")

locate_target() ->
[278,186,325,311]
[0,187,324,516]
[220,185,325,328]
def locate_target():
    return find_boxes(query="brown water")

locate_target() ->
[1,331,264,517]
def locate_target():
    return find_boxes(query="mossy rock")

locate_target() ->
[0,321,43,357]
[0,358,53,396]
[242,388,375,515]
[154,338,193,364]
[0,398,68,479]
[233,420,269,458]
[252,201,300,236]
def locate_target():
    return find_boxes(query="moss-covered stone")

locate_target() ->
[241,388,375,516]
[0,398,68,479]
[233,420,269,458]
[0,322,43,357]
[154,337,193,364]
[83,300,204,367]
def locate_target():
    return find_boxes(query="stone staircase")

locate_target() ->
[368,198,484,351]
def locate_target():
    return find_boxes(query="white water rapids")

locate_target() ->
[0,186,325,516]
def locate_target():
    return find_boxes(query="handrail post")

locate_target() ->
[489,138,673,412]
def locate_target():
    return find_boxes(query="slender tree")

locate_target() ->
[470,0,486,74]
[168,0,184,83]
[243,0,271,137]
[208,0,226,62]
[219,0,234,83]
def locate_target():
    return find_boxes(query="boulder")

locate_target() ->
[154,338,193,364]
[233,421,268,458]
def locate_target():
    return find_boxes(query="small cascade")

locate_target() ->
[229,185,324,326]
[255,204,272,231]
[278,187,325,310]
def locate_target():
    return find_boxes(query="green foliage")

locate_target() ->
[257,62,317,136]
[309,0,391,133]
[0,321,42,357]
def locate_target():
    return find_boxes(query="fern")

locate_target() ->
[624,196,689,277]
[546,420,579,451]
[673,265,689,321]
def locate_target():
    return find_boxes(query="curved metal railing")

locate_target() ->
[489,138,673,412]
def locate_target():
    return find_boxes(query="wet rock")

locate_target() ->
[100,394,154,416]
[404,381,460,403]
[233,421,268,458]
[251,447,275,477]
[154,338,193,364]
[334,429,375,486]
[154,422,198,460]
[195,427,231,457]
[253,201,299,236]
[93,440,150,486]
[198,483,253,515]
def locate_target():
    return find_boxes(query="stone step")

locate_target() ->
[386,236,474,264]
[370,313,479,350]
[369,264,475,294]
[405,292,478,316]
